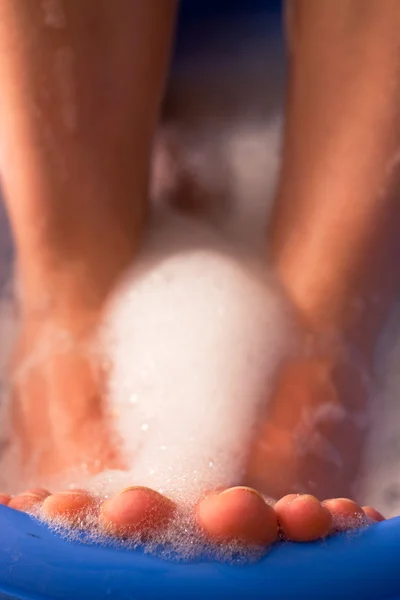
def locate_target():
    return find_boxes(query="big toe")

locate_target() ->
[275,494,332,542]
[99,486,175,537]
[197,486,278,545]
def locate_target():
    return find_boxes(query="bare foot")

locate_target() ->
[1,221,377,549]
[2,485,384,547]
[2,319,382,548]
[247,343,370,500]
[7,315,125,488]
[2,286,377,548]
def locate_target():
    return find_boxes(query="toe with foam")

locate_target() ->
[197,486,278,545]
[275,494,332,542]
[99,486,175,537]
[322,498,366,531]
[42,490,97,524]
[9,488,50,512]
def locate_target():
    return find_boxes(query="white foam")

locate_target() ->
[90,210,296,502]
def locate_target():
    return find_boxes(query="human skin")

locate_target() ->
[248,0,400,500]
[0,0,396,541]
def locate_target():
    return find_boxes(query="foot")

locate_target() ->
[1,205,379,550]
[1,486,385,547]
[6,315,126,488]
[2,280,379,550]
[247,343,371,500]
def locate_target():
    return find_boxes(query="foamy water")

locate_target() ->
[89,209,295,502]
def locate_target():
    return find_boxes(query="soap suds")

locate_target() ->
[89,210,296,502]
[35,499,268,563]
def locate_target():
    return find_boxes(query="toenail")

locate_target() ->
[117,486,164,498]
[220,486,266,502]
[23,488,50,499]
[118,486,144,495]
[116,487,174,510]
[57,490,90,496]
[293,494,318,504]
[278,493,301,505]
[20,492,44,500]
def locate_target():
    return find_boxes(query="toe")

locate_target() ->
[0,493,11,506]
[42,490,97,524]
[275,494,332,542]
[197,486,278,545]
[99,486,175,537]
[9,488,50,512]
[322,498,365,530]
[362,506,385,522]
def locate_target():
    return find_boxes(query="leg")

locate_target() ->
[0,0,178,483]
[0,0,177,314]
[0,0,387,547]
[249,0,400,499]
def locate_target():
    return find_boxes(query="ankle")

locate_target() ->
[16,225,139,328]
